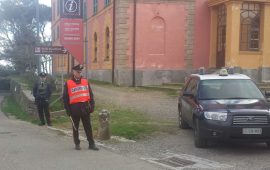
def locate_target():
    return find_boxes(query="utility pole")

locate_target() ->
[36,0,41,73]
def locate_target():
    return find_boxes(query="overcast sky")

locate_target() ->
[0,0,51,66]
[39,0,51,7]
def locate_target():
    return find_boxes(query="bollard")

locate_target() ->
[98,109,111,140]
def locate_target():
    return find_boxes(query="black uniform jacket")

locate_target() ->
[62,76,95,115]
[33,81,52,100]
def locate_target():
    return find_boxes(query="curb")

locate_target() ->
[46,126,135,150]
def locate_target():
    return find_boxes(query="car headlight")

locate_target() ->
[204,112,227,121]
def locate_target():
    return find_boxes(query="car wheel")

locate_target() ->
[178,105,189,129]
[194,118,208,148]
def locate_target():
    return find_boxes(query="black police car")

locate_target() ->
[178,68,270,148]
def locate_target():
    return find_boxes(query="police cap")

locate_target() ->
[72,64,84,71]
[39,72,47,77]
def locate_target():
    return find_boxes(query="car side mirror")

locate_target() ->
[183,91,194,97]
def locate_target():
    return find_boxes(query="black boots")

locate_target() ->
[89,144,99,151]
[75,144,81,150]
[74,144,99,150]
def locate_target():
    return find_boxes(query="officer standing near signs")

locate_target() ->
[62,64,99,151]
[33,72,52,126]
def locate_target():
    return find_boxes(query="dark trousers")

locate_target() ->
[70,102,95,146]
[37,100,51,125]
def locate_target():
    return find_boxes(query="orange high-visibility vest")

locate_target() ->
[67,78,91,104]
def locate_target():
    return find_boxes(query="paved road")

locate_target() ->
[0,94,162,170]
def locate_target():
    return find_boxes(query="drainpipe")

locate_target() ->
[132,0,137,87]
[84,0,89,79]
[112,0,116,84]
[67,53,70,74]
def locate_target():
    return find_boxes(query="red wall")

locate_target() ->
[193,0,210,68]
[135,3,186,69]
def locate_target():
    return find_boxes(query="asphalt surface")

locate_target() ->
[0,94,163,170]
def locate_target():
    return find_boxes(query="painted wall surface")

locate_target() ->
[135,3,186,70]
[193,0,210,68]
[87,0,113,70]
[225,1,270,69]
[262,4,270,67]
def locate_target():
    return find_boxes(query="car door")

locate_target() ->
[181,77,199,126]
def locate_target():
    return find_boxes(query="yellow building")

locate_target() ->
[208,0,270,82]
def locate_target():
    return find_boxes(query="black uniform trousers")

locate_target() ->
[70,102,95,146]
[37,100,51,125]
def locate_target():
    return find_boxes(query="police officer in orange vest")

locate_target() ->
[62,64,99,151]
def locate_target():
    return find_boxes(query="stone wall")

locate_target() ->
[10,80,38,118]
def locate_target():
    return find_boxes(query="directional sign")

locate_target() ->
[34,46,68,55]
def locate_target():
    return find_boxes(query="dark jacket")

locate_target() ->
[62,76,95,115]
[33,80,52,100]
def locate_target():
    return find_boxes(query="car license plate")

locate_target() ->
[242,128,262,135]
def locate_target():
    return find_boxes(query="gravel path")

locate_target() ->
[92,85,178,123]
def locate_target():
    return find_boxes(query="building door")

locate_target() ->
[216,5,226,68]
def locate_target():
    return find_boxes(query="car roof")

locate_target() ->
[190,73,251,80]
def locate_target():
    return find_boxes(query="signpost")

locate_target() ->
[34,45,68,94]
[60,0,84,64]
[34,46,68,55]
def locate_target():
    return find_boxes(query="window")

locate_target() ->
[105,27,110,61]
[93,0,98,15]
[104,0,111,7]
[240,3,261,51]
[198,79,264,99]
[94,32,98,62]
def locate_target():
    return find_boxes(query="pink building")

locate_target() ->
[52,0,210,86]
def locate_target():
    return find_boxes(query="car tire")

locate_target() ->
[194,118,208,148]
[178,105,189,129]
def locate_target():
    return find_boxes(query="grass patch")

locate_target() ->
[51,115,70,127]
[49,94,64,112]
[10,74,36,90]
[48,101,176,140]
[2,95,176,140]
[1,95,37,123]
[91,104,176,140]
[89,79,113,86]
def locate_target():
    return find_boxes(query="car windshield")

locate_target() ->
[198,79,265,100]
